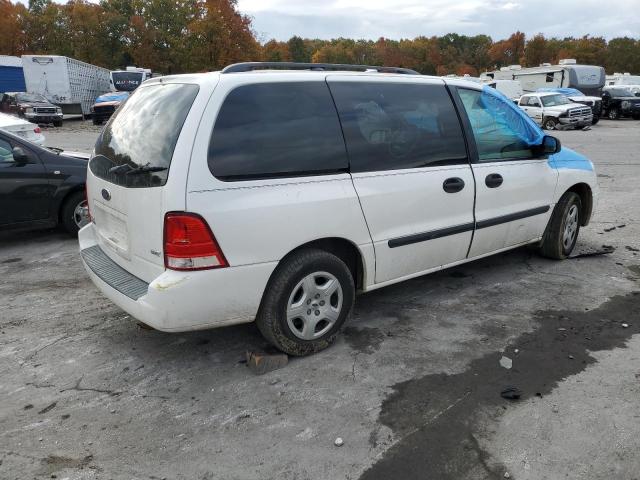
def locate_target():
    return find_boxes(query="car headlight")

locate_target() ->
[25,107,34,114]
[56,107,62,114]
[622,101,631,109]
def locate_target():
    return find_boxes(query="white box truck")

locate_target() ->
[22,55,111,117]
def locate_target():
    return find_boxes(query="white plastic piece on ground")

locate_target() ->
[499,356,513,369]
[334,437,344,447]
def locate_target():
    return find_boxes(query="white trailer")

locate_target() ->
[481,59,605,97]
[606,73,640,86]
[22,55,111,117]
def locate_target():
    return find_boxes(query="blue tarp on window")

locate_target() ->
[479,85,544,147]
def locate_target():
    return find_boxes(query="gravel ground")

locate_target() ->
[1,119,639,480]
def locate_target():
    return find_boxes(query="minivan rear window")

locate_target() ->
[91,83,199,188]
[209,82,348,181]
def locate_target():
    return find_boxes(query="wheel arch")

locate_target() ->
[57,185,85,224]
[276,237,368,292]
[566,182,593,226]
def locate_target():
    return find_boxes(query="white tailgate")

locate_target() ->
[87,171,166,283]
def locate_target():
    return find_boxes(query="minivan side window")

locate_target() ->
[329,82,467,172]
[0,139,14,162]
[209,82,347,181]
[457,88,536,162]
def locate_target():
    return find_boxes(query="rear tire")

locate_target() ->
[539,192,582,260]
[92,117,103,126]
[542,117,558,130]
[60,191,89,236]
[256,249,355,356]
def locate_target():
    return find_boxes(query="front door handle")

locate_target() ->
[485,173,503,188]
[443,177,465,193]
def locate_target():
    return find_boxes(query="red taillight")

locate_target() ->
[34,127,41,134]
[163,213,228,271]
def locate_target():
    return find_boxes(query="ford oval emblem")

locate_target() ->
[101,188,111,201]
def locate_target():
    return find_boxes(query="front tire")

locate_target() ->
[539,192,582,260]
[60,191,89,235]
[53,120,63,127]
[256,249,355,356]
[608,108,620,120]
[591,116,599,125]
[542,117,558,130]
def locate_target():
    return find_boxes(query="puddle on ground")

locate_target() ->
[359,291,640,480]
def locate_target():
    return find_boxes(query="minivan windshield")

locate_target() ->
[91,83,199,188]
[541,94,571,107]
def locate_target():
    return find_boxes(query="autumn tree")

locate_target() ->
[0,0,27,56]
[489,31,525,68]
[606,37,640,74]
[1,1,639,77]
[287,36,308,62]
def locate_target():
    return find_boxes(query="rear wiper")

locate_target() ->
[108,164,167,175]
[126,165,168,175]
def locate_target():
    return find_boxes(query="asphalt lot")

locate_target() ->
[1,119,640,480]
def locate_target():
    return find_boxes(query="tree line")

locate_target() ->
[1,0,639,76]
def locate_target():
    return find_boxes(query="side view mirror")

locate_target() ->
[540,135,561,155]
[12,147,29,164]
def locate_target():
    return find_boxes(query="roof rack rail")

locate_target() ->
[221,62,420,75]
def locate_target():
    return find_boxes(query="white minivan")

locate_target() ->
[80,62,598,355]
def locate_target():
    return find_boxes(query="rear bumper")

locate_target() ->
[78,223,278,332]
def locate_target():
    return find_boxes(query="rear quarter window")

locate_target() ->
[208,82,348,181]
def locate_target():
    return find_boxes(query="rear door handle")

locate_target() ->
[443,177,465,193]
[485,173,503,188]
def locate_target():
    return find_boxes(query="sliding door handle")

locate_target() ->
[485,173,503,188]
[443,177,465,193]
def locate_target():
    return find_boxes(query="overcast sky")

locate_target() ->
[237,0,640,42]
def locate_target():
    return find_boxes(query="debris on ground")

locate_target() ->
[622,323,630,328]
[604,226,617,232]
[246,350,289,375]
[569,246,615,259]
[38,402,57,414]
[504,472,511,479]
[334,437,344,447]
[626,246,639,252]
[499,356,512,369]
[500,386,521,400]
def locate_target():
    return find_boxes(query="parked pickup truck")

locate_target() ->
[0,92,64,126]
[536,87,602,124]
[90,91,129,125]
[518,92,592,130]
[601,86,640,120]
